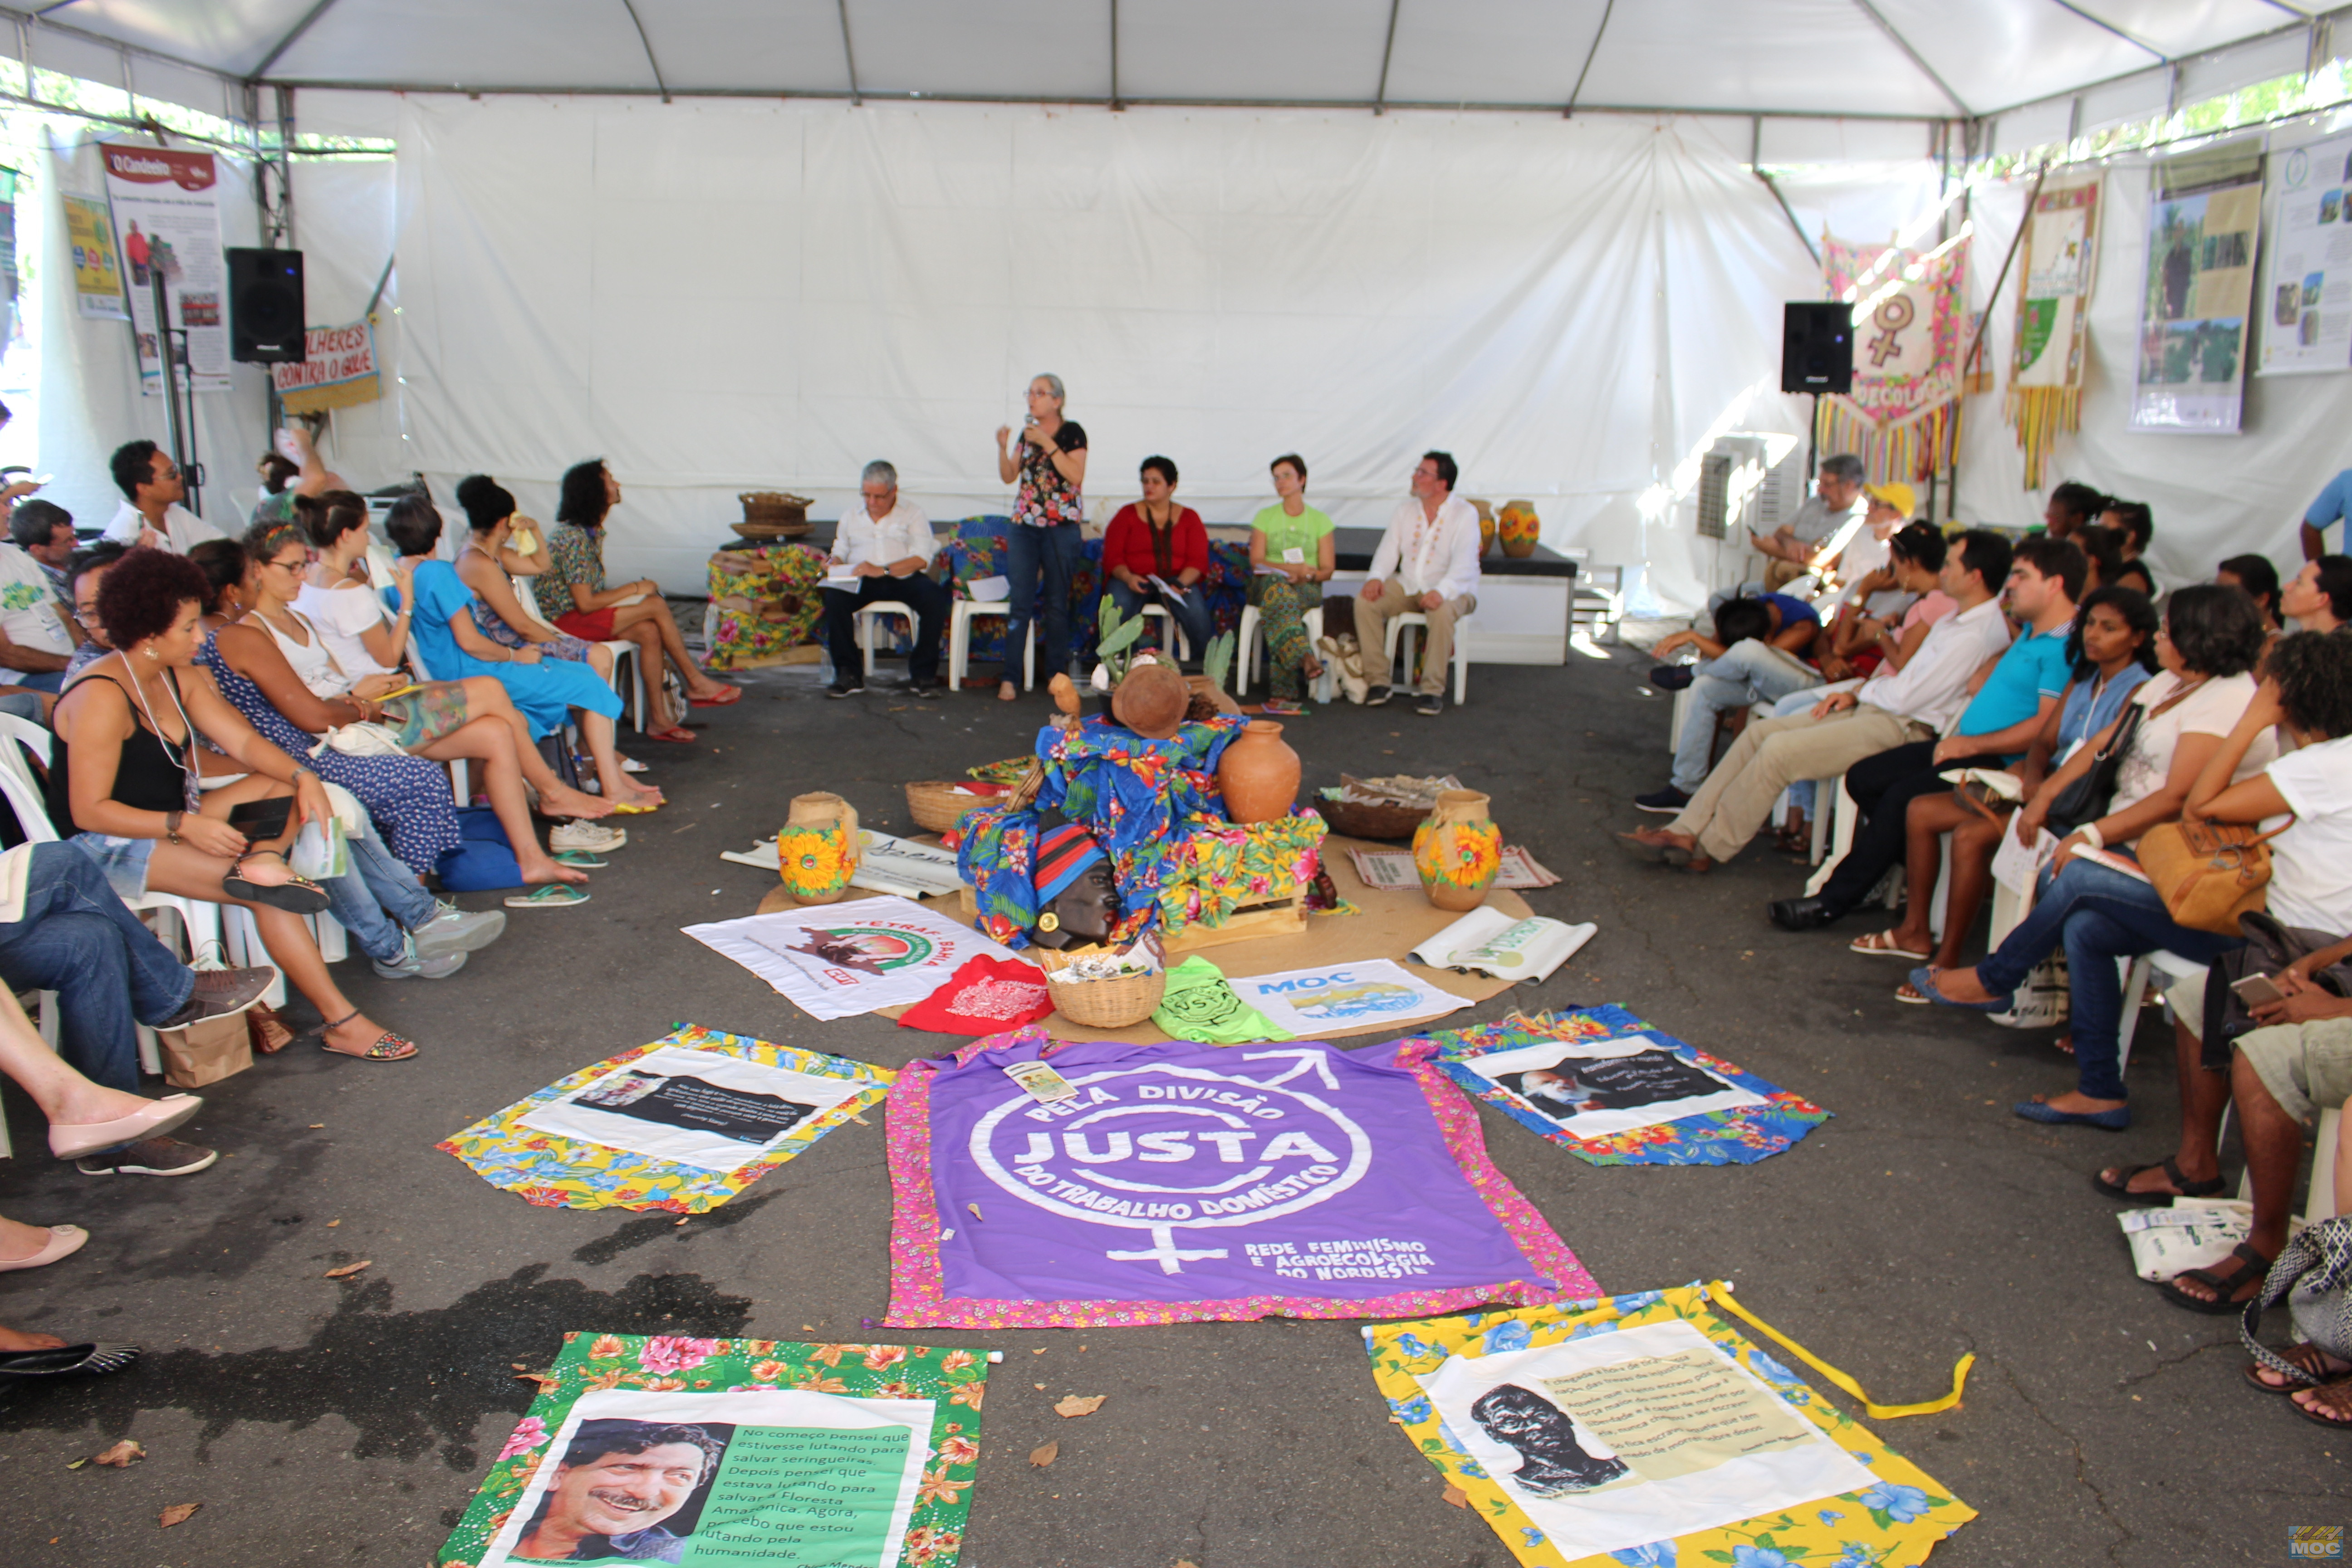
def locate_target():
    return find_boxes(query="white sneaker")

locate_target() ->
[551,822,627,853]
[411,900,507,958]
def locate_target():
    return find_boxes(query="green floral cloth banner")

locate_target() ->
[437,1331,988,1568]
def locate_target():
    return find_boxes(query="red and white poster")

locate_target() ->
[100,143,230,395]
[272,320,381,413]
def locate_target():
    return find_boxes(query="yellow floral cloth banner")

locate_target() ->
[1366,1284,1974,1568]
[438,1023,891,1212]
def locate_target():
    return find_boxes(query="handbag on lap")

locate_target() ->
[2137,817,2289,936]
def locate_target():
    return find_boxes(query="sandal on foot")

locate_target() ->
[550,849,608,869]
[2294,1382,2352,1427]
[318,1010,417,1063]
[0,1342,139,1380]
[506,884,589,909]
[1852,930,1930,959]
[2095,1155,2226,1203]
[1260,699,1304,716]
[2245,1343,2352,1393]
[642,725,696,744]
[1894,981,1929,1004]
[2159,1242,2273,1315]
[222,850,330,915]
[608,799,661,815]
[689,686,742,707]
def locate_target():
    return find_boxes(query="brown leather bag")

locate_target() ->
[2137,817,2292,936]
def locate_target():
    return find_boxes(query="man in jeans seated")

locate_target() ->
[821,459,947,700]
[0,842,274,1176]
[1637,594,1822,814]
[1767,534,2085,934]
[1622,530,2014,873]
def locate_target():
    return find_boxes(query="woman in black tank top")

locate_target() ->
[52,549,419,1063]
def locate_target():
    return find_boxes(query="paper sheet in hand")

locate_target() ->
[1224,960,1469,1035]
[475,1387,932,1568]
[685,895,1022,1020]
[1456,1034,1764,1139]
[518,1047,875,1171]
[1418,1318,1874,1562]
[1411,906,1594,982]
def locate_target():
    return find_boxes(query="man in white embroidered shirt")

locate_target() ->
[99,439,225,554]
[822,459,947,699]
[1359,450,1481,716]
[1624,529,2017,872]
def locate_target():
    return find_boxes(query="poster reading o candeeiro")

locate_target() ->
[100,142,230,395]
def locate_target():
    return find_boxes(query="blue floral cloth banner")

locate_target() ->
[1422,1008,1829,1167]
[1366,1284,1975,1568]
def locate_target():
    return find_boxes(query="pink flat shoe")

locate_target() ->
[0,1225,89,1273]
[47,1094,203,1160]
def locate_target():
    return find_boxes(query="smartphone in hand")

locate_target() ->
[2232,972,2288,1008]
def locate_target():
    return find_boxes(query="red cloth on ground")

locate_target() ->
[1102,504,1208,583]
[897,955,1055,1034]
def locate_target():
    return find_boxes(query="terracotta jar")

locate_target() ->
[1412,789,1501,911]
[1498,499,1541,559]
[1219,720,1300,825]
[1469,497,1497,556]
[779,791,860,904]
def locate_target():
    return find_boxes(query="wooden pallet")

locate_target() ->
[956,883,1307,953]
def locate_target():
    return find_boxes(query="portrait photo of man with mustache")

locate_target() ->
[510,1419,728,1565]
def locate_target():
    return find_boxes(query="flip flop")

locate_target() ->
[609,800,661,814]
[222,851,330,915]
[1260,699,1305,716]
[551,850,608,869]
[0,1343,140,1381]
[1893,981,1929,1004]
[506,884,590,909]
[641,726,696,744]
[690,686,743,707]
[1907,966,2014,1013]
[2094,1156,2226,1203]
[621,756,650,773]
[1851,930,1929,959]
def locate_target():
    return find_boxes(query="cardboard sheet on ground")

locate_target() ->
[821,838,1544,1042]
[1368,1285,1974,1568]
[1428,1009,1831,1166]
[882,1025,1594,1328]
[436,1331,986,1568]
[440,1024,891,1211]
[519,1047,875,1173]
[686,895,1023,1020]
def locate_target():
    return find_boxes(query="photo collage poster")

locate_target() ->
[2259,129,2352,375]
[2130,144,2263,431]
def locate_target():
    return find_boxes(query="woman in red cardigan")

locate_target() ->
[1102,455,1212,669]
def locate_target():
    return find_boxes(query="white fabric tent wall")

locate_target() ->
[383,95,1819,606]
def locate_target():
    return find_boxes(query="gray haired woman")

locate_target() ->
[992,374,1088,700]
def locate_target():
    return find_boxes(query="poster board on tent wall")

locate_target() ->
[2004,176,2102,489]
[2257,130,2352,377]
[100,143,230,396]
[2129,143,2263,433]
[1815,234,1965,483]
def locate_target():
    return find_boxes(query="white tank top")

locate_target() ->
[255,607,350,699]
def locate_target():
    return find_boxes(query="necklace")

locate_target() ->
[127,662,201,814]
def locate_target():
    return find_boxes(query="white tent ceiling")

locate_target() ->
[12,0,2338,122]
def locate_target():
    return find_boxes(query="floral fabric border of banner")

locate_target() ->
[1425,1007,1829,1166]
[882,1025,1596,1328]
[438,1022,892,1212]
[435,1330,987,1568]
[1366,1284,1974,1568]
[1817,234,1967,484]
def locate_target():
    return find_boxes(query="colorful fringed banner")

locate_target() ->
[2004,177,2102,488]
[1818,233,1968,485]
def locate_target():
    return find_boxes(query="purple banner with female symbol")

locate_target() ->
[883,1028,1595,1328]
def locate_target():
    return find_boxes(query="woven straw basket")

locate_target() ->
[905,780,999,835]
[1035,943,1166,1028]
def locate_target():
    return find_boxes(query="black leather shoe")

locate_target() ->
[1768,896,1840,932]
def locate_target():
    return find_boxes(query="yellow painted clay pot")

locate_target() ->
[1498,499,1541,559]
[1469,496,1496,555]
[1412,789,1501,911]
[779,791,860,904]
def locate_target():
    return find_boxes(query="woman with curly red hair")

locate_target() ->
[45,548,420,1062]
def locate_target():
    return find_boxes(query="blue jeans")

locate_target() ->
[1107,579,1212,668]
[1001,522,1082,686]
[0,841,194,1094]
[1671,641,1822,792]
[1976,857,2244,1101]
[9,671,61,694]
[322,815,438,965]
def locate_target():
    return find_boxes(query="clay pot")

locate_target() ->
[1112,661,1191,740]
[1218,720,1300,825]
[1184,674,1242,719]
[1412,789,1501,911]
[1498,499,1541,559]
[779,791,860,904]
[1468,497,1496,556]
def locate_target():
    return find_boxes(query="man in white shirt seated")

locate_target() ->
[0,511,81,694]
[822,459,946,700]
[99,439,226,554]
[1622,530,2017,872]
[1358,450,1481,717]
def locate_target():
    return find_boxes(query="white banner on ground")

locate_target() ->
[683,894,1023,1020]
[518,1046,880,1171]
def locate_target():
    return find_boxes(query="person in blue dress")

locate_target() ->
[385,502,662,812]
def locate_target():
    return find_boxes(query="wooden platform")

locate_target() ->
[956,883,1308,953]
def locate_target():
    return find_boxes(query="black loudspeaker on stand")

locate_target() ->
[227,247,304,364]
[1780,301,1852,395]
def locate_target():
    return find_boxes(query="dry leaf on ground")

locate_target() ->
[323,1260,371,1279]
[1053,1394,1106,1418]
[90,1441,144,1467]
[1029,1441,1058,1467]
[158,1503,200,1528]
[514,1372,561,1394]
[1441,1485,1469,1509]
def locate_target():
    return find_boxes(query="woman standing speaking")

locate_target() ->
[994,374,1088,701]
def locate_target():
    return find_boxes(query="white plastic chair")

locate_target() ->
[2117,950,2207,1077]
[1379,610,1472,704]
[853,601,915,677]
[510,573,644,731]
[947,600,1035,691]
[1134,604,1191,665]
[1235,604,1323,696]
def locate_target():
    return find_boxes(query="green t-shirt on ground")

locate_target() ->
[1251,503,1335,567]
[1152,955,1292,1044]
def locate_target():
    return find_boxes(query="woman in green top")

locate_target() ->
[1247,453,1335,714]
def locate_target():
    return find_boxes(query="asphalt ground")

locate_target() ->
[0,636,2343,1568]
